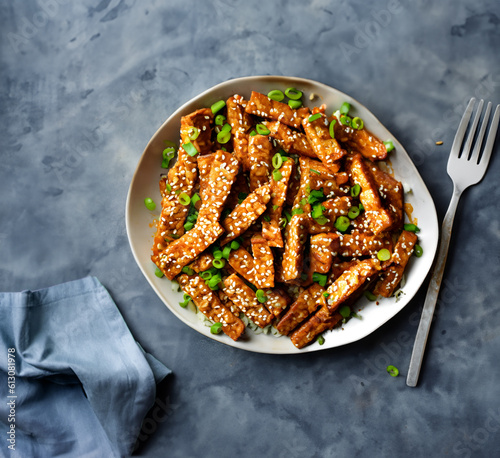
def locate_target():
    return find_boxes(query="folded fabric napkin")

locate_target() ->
[0,277,171,458]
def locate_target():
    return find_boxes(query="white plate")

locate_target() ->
[126,76,438,354]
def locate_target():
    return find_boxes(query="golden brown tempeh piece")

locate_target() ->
[197,153,217,201]
[373,230,418,297]
[338,232,393,257]
[281,213,309,282]
[302,114,346,173]
[245,91,309,129]
[333,117,387,161]
[227,94,253,170]
[277,283,326,335]
[198,150,240,222]
[178,273,245,341]
[310,233,340,274]
[265,121,315,157]
[264,288,292,317]
[227,237,274,289]
[248,134,273,191]
[262,159,294,247]
[188,252,214,273]
[223,274,274,328]
[325,258,380,312]
[180,108,213,155]
[290,305,343,349]
[349,153,393,235]
[154,220,224,280]
[220,183,271,245]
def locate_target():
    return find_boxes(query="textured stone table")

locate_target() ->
[1,1,499,457]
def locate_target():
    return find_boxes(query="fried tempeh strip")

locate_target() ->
[337,231,393,257]
[227,236,274,289]
[264,121,315,158]
[197,150,240,222]
[264,288,292,317]
[373,230,417,297]
[178,274,245,341]
[310,233,340,274]
[290,306,343,349]
[302,114,346,173]
[187,252,214,273]
[223,274,274,328]
[333,117,387,161]
[248,134,272,191]
[262,159,293,247]
[155,220,224,280]
[281,213,309,282]
[349,153,393,234]
[369,163,404,231]
[180,108,213,155]
[220,183,271,245]
[197,153,217,201]
[308,197,352,235]
[227,94,253,170]
[245,91,309,129]
[276,283,326,336]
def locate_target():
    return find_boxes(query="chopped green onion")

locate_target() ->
[268,89,284,101]
[213,249,223,260]
[178,192,191,206]
[181,266,195,275]
[183,142,199,157]
[377,248,391,261]
[256,289,267,303]
[308,113,322,123]
[364,290,378,301]
[256,124,270,135]
[340,114,352,126]
[191,193,201,205]
[154,267,164,278]
[314,216,329,226]
[215,114,226,126]
[175,189,181,195]
[404,223,420,233]
[217,130,231,144]
[207,274,222,290]
[263,214,271,222]
[300,198,308,207]
[329,119,336,139]
[310,168,321,175]
[312,272,327,287]
[249,130,257,136]
[322,292,330,298]
[387,365,399,377]
[273,170,283,181]
[340,102,351,115]
[351,117,364,130]
[230,240,240,250]
[212,258,226,269]
[348,206,360,219]
[220,123,231,133]
[144,197,156,211]
[211,100,226,114]
[284,210,292,223]
[414,244,423,257]
[308,189,325,204]
[279,217,287,228]
[200,271,212,280]
[162,147,176,168]
[179,293,191,308]
[291,207,304,216]
[188,126,200,141]
[359,203,364,212]
[350,183,361,197]
[311,203,324,219]
[210,322,223,334]
[165,183,172,193]
[272,153,283,169]
[334,216,350,233]
[339,305,351,318]
[184,221,194,231]
[272,204,279,211]
[317,335,325,345]
[384,140,395,152]
[222,246,232,260]
[288,99,302,109]
[285,87,302,100]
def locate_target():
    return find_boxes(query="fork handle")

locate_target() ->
[406,184,462,387]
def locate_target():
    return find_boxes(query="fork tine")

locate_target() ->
[477,103,500,166]
[449,98,476,160]
[462,99,484,159]
[469,102,491,164]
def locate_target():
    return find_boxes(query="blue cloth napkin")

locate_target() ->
[0,277,171,458]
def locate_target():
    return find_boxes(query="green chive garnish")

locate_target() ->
[340,102,351,115]
[414,244,423,257]
[256,124,270,135]
[178,192,191,206]
[404,223,420,233]
[334,216,350,233]
[350,183,361,197]
[154,267,164,278]
[210,322,223,334]
[285,87,302,100]
[351,117,364,130]
[144,197,156,211]
[183,142,199,157]
[211,100,226,114]
[308,113,322,123]
[377,248,391,262]
[267,90,284,101]
[312,272,327,287]
[384,140,395,152]
[387,365,399,377]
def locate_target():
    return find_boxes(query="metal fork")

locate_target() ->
[407,98,500,387]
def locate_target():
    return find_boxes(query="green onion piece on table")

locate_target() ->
[387,365,399,377]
